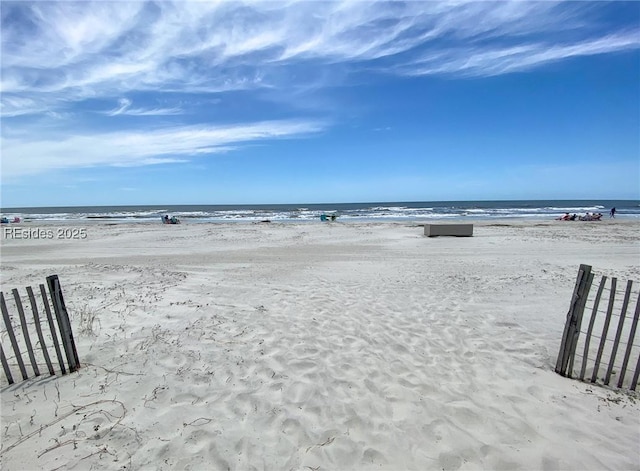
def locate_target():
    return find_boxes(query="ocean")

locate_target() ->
[1,200,638,223]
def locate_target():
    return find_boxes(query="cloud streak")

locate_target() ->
[402,32,640,77]
[2,1,638,101]
[2,120,325,178]
[104,98,182,116]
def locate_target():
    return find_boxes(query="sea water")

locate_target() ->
[1,200,637,223]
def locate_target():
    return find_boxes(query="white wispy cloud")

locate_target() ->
[2,1,638,101]
[402,32,640,77]
[105,98,182,116]
[0,96,49,117]
[1,120,325,178]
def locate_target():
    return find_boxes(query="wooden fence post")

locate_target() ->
[0,343,14,385]
[591,277,617,383]
[40,284,66,374]
[0,292,28,381]
[556,264,592,377]
[567,271,594,377]
[47,275,79,372]
[618,290,640,389]
[12,289,40,377]
[579,275,607,380]
[27,286,55,376]
[631,352,640,391]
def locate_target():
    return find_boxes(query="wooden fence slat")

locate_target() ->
[0,342,14,385]
[604,280,633,385]
[631,349,640,391]
[27,286,55,376]
[591,277,617,383]
[580,275,607,380]
[47,275,79,372]
[12,289,40,377]
[616,287,640,388]
[1,292,28,380]
[568,272,594,377]
[556,264,591,376]
[40,284,66,374]
[555,266,586,374]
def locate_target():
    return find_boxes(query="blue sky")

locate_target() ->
[2,1,639,207]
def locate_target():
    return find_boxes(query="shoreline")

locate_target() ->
[1,215,637,226]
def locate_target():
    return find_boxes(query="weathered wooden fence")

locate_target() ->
[1,275,79,385]
[556,264,640,391]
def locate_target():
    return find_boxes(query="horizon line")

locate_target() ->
[2,198,637,211]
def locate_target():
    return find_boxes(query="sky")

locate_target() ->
[1,0,639,208]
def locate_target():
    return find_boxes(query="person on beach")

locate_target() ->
[579,212,602,221]
[610,207,616,218]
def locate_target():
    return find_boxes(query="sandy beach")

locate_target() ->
[1,219,639,471]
